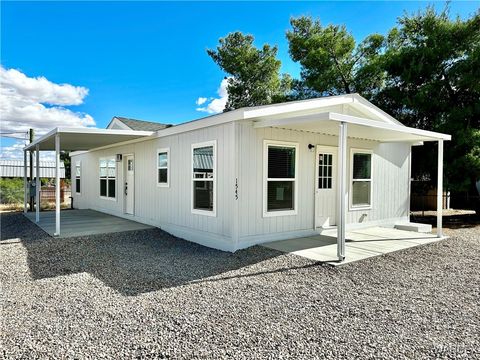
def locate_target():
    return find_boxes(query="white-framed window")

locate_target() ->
[99,157,116,200]
[350,148,373,210]
[75,161,81,194]
[263,140,299,217]
[157,148,170,187]
[191,140,216,216]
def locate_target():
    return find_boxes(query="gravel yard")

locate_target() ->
[1,212,479,359]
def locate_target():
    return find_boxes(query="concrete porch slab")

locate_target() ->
[24,209,153,237]
[262,227,446,266]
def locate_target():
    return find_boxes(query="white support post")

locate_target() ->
[23,150,28,213]
[437,140,444,238]
[337,122,347,261]
[35,145,40,222]
[54,134,61,236]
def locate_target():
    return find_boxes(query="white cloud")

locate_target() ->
[0,142,26,160]
[196,97,207,106]
[0,140,56,161]
[0,66,96,159]
[196,78,229,114]
[0,66,95,135]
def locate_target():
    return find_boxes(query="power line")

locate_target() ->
[1,135,28,140]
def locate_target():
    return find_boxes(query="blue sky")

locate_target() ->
[1,1,478,157]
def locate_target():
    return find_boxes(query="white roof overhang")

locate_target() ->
[253,112,451,143]
[24,128,154,151]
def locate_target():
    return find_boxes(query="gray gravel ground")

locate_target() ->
[1,212,479,359]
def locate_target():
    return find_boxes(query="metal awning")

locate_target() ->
[254,111,449,262]
[253,112,451,143]
[23,127,154,237]
[24,127,154,151]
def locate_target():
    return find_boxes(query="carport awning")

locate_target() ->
[24,127,154,151]
[253,112,451,143]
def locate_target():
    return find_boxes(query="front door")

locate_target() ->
[124,155,134,215]
[315,146,337,228]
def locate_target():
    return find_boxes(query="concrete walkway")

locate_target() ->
[24,209,152,237]
[262,227,444,266]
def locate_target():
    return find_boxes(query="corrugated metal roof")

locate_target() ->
[0,159,65,178]
[113,117,172,131]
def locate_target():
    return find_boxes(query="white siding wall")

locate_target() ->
[236,123,411,248]
[71,119,411,252]
[71,122,235,251]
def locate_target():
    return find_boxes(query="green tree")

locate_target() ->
[374,7,480,194]
[207,32,291,111]
[286,16,385,98]
[60,151,71,179]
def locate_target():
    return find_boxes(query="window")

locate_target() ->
[157,148,169,187]
[99,157,116,199]
[318,153,333,189]
[350,149,372,209]
[75,161,81,194]
[192,141,216,216]
[264,141,298,216]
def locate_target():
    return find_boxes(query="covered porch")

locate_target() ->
[22,127,154,236]
[253,109,451,262]
[24,209,153,237]
[262,226,441,266]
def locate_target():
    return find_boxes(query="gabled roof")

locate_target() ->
[155,93,450,142]
[107,116,172,131]
[241,93,403,125]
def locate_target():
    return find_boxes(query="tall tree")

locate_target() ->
[286,16,385,98]
[207,32,291,111]
[375,7,480,194]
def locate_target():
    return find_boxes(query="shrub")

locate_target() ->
[0,178,24,204]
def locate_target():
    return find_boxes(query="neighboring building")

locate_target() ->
[0,159,65,179]
[25,94,450,258]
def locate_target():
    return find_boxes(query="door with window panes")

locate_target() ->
[315,146,337,227]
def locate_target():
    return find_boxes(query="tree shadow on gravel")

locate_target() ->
[1,212,319,296]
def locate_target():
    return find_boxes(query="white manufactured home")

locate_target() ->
[24,94,450,261]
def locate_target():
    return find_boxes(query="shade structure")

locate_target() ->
[23,127,154,237]
[24,128,154,152]
[253,112,451,143]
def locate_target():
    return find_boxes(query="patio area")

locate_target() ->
[24,209,152,237]
[262,227,444,266]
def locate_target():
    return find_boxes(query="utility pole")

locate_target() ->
[29,128,35,212]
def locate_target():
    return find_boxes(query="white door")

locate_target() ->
[124,155,134,215]
[315,146,337,228]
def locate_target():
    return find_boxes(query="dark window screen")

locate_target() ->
[268,146,295,178]
[352,153,371,179]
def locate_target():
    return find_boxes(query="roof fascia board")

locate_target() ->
[244,95,353,119]
[24,127,58,151]
[24,128,154,151]
[330,113,451,140]
[156,109,245,137]
[352,94,403,126]
[252,111,450,141]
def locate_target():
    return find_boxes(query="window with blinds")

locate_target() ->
[351,151,372,208]
[264,142,297,215]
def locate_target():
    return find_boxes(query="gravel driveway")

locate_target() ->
[1,212,479,359]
